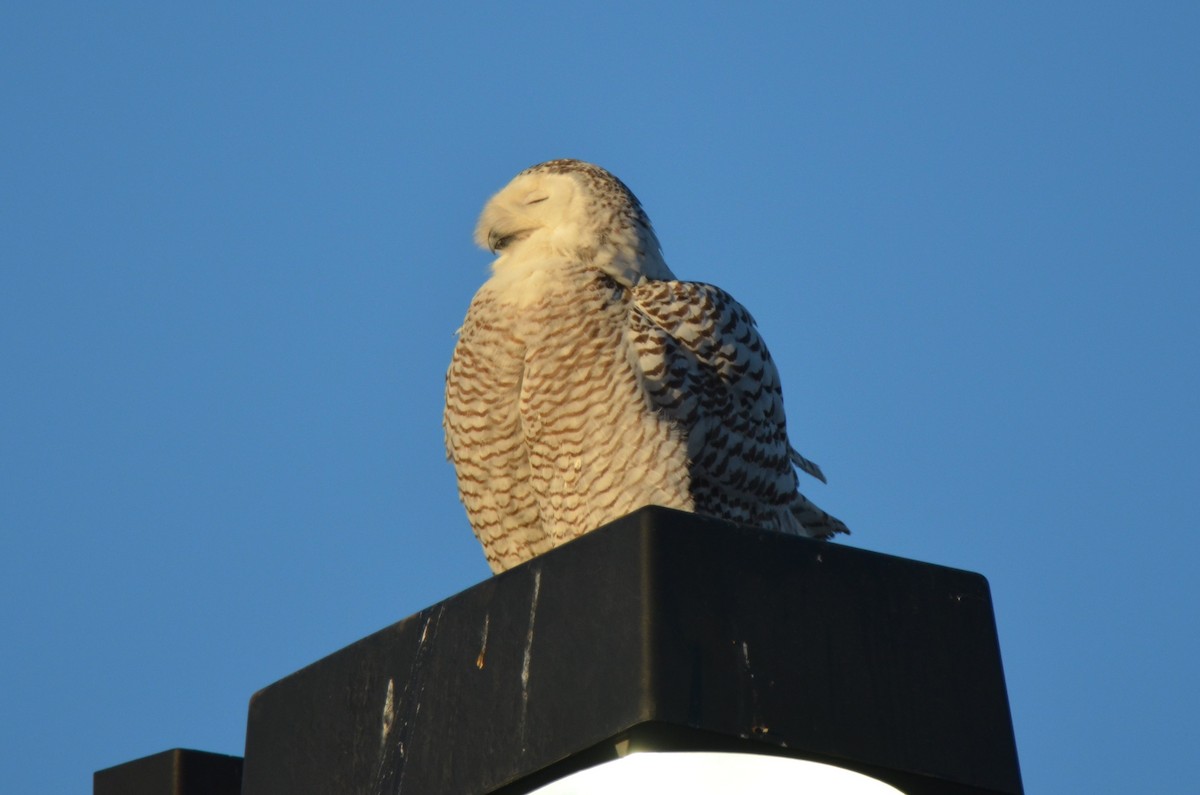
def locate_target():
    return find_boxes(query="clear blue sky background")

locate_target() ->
[3,3,1197,792]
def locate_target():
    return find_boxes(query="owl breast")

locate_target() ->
[444,261,692,572]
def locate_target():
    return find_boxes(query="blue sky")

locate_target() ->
[3,3,1197,792]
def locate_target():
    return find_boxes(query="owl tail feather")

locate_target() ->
[790,493,850,539]
[789,447,828,484]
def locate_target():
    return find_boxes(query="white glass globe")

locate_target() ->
[527,752,905,794]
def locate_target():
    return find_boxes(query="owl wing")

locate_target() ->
[627,280,843,535]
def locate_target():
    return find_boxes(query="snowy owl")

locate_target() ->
[444,159,848,573]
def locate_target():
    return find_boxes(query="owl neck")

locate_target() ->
[485,240,674,308]
[584,214,674,286]
[592,242,674,287]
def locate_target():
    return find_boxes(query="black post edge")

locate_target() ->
[240,506,1024,794]
[94,748,243,795]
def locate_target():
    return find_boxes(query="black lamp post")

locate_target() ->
[97,507,1023,794]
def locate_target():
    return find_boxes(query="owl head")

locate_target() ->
[475,159,674,287]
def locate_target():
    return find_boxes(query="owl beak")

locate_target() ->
[486,228,531,254]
